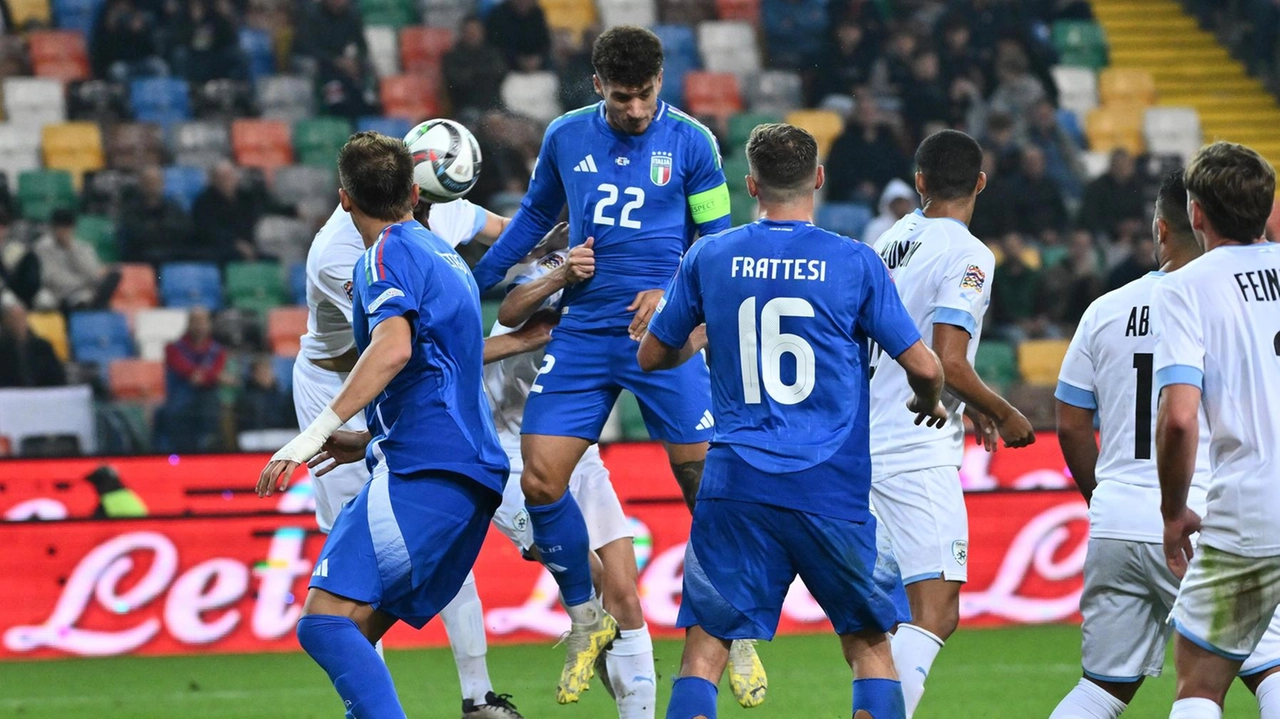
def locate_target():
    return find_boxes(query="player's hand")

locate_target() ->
[627,289,665,341]
[1163,506,1202,579]
[907,395,949,429]
[511,309,559,351]
[308,430,373,478]
[256,459,301,497]
[967,408,999,452]
[996,408,1037,448]
[537,221,568,251]
[563,236,595,284]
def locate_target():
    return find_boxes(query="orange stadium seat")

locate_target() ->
[380,74,442,122]
[9,0,51,28]
[27,311,69,361]
[108,358,166,403]
[231,118,293,171]
[41,121,104,186]
[28,31,90,81]
[267,306,308,357]
[399,27,454,75]
[111,263,160,313]
[1099,68,1157,108]
[783,109,844,160]
[1017,339,1072,386]
[1086,105,1145,155]
[715,0,760,23]
[683,71,743,121]
[540,0,598,37]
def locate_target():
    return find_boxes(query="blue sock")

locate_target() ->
[296,614,406,719]
[527,492,594,607]
[667,676,718,719]
[853,678,906,719]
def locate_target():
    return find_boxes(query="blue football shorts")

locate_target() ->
[521,327,712,444]
[309,465,500,629]
[679,497,909,640]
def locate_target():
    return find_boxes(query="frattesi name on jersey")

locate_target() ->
[731,257,827,281]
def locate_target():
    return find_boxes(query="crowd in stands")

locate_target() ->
[0,0,1249,455]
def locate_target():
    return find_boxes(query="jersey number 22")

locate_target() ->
[738,297,815,405]
[593,184,645,229]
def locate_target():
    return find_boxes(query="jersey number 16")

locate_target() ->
[738,297,816,405]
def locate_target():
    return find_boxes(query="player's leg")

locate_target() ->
[841,630,905,719]
[668,626,731,719]
[297,588,406,719]
[620,351,713,513]
[1237,608,1280,718]
[663,440,708,513]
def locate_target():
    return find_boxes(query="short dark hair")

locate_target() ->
[592,25,663,88]
[337,131,415,222]
[1155,169,1193,240]
[50,208,76,227]
[1184,141,1275,243]
[915,129,983,201]
[746,123,818,201]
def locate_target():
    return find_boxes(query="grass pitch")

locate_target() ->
[0,624,1260,718]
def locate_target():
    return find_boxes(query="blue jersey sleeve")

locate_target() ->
[471,130,566,291]
[357,235,426,333]
[647,242,704,349]
[675,113,732,236]
[855,248,920,358]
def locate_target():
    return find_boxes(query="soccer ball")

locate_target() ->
[403,119,483,203]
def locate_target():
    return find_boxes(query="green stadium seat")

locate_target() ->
[76,214,117,263]
[723,152,755,225]
[18,169,76,222]
[481,299,500,337]
[616,390,648,441]
[1052,20,1108,70]
[225,261,286,312]
[726,111,782,150]
[293,117,352,169]
[358,0,417,27]
[975,340,1019,392]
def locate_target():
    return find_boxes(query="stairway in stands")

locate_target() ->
[1091,0,1280,166]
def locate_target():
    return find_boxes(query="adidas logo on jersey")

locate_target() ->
[312,558,329,578]
[573,155,598,173]
[695,410,715,431]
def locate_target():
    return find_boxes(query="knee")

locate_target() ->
[910,596,960,640]
[604,585,645,628]
[520,464,567,506]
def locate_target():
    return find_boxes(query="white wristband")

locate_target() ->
[272,406,344,464]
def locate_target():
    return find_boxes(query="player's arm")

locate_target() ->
[497,232,589,327]
[482,309,559,364]
[638,245,706,371]
[471,133,568,291]
[1055,313,1100,502]
[471,209,510,246]
[639,324,707,371]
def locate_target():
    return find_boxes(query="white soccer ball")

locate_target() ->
[403,119,483,203]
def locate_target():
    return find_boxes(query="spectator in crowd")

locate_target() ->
[863,178,917,244]
[0,303,65,388]
[85,465,148,518]
[1010,146,1069,240]
[90,0,168,81]
[444,15,509,115]
[500,56,562,124]
[1077,148,1148,238]
[485,0,551,70]
[0,216,41,310]
[970,149,1015,240]
[937,15,984,89]
[170,0,244,84]
[192,162,261,262]
[824,95,911,203]
[902,50,951,141]
[981,112,1022,176]
[872,30,918,96]
[235,356,294,432]
[1038,229,1104,328]
[763,0,829,70]
[555,27,599,112]
[945,0,1028,73]
[813,19,879,104]
[990,231,1054,341]
[1025,99,1085,200]
[33,209,121,311]
[293,0,367,70]
[1251,0,1280,77]
[988,51,1047,137]
[317,54,380,120]
[158,307,225,453]
[120,165,194,265]
[1106,235,1158,292]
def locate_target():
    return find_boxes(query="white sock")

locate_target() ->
[891,624,944,718]
[1169,698,1222,718]
[1256,673,1280,719]
[439,571,493,704]
[565,593,603,625]
[1048,678,1128,719]
[605,625,657,719]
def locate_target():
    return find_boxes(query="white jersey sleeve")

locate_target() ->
[426,199,488,248]
[1056,301,1099,410]
[1152,278,1205,391]
[931,245,996,336]
[299,206,365,362]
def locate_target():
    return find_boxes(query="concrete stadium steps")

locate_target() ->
[1091,0,1280,167]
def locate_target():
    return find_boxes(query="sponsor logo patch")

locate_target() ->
[367,287,405,313]
[960,264,986,292]
[952,540,969,566]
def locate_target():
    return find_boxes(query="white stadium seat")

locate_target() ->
[365,26,400,78]
[599,0,656,28]
[698,20,761,80]
[501,71,562,124]
[1144,106,1202,164]
[1051,65,1098,123]
[0,122,42,183]
[744,70,803,114]
[254,216,314,266]
[1081,150,1111,180]
[133,308,189,362]
[3,77,67,131]
[256,75,316,123]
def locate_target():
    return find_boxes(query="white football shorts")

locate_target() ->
[870,466,968,584]
[1171,544,1280,664]
[491,438,632,554]
[293,357,369,533]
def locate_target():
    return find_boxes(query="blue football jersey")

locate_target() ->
[352,220,508,493]
[471,101,732,332]
[648,219,922,520]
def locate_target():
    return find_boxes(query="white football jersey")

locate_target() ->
[1152,243,1280,558]
[298,200,486,362]
[868,211,996,477]
[484,250,568,438]
[1057,271,1210,543]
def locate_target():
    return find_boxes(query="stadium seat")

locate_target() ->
[726,111,782,150]
[380,74,442,121]
[399,26,454,75]
[27,311,69,361]
[698,20,761,79]
[272,165,334,205]
[4,77,68,130]
[133,307,188,361]
[783,109,843,159]
[1099,68,1156,108]
[162,165,208,212]
[356,115,413,138]
[815,202,873,239]
[683,71,742,121]
[170,120,232,169]
[106,122,165,171]
[659,0,717,25]
[743,70,802,114]
[1051,65,1098,121]
[159,262,223,309]
[715,0,760,23]
[1143,107,1202,163]
[500,71,562,123]
[541,0,598,38]
[0,123,41,184]
[293,117,352,168]
[1052,20,1108,70]
[359,0,418,27]
[420,0,469,28]
[41,121,104,185]
[257,75,316,123]
[130,78,192,126]
[1085,105,1145,156]
[81,168,137,217]
[653,25,699,104]
[253,216,313,266]
[231,118,293,171]
[267,305,308,357]
[272,355,296,394]
[974,340,1019,391]
[76,214,117,263]
[365,25,400,77]
[108,358,166,403]
[68,310,133,366]
[68,79,130,123]
[52,0,95,34]
[9,0,51,28]
[194,78,254,119]
[17,169,76,221]
[111,263,159,313]
[28,30,90,81]
[1017,339,1072,386]
[239,28,275,80]
[288,261,307,304]
[599,0,656,28]
[225,261,286,312]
